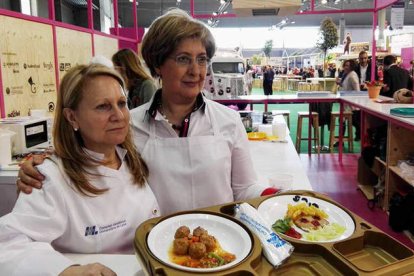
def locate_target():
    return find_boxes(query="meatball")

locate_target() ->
[193,226,208,237]
[173,238,189,255]
[200,234,216,252]
[189,242,206,259]
[174,226,190,239]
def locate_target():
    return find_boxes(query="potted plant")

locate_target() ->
[365,80,383,99]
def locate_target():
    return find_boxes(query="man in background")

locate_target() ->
[381,55,412,98]
[263,65,275,95]
[353,51,379,141]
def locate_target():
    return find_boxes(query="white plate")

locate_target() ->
[147,213,252,272]
[257,195,355,242]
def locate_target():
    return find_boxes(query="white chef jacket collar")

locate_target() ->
[82,146,127,162]
[146,89,206,121]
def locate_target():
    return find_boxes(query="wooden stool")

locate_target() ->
[295,111,320,154]
[271,110,291,129]
[329,111,353,153]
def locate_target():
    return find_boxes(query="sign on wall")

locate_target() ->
[56,27,92,80]
[0,16,56,117]
[350,42,370,55]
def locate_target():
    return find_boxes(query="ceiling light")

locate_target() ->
[321,0,327,4]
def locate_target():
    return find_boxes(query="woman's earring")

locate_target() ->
[74,127,78,131]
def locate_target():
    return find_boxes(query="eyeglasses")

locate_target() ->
[169,54,210,67]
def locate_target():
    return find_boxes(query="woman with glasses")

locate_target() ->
[17,9,274,216]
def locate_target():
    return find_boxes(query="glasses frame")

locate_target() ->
[169,54,211,68]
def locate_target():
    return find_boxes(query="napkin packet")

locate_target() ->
[234,203,293,267]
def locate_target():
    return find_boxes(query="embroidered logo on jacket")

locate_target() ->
[85,226,99,236]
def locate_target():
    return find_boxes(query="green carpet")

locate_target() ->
[246,88,361,154]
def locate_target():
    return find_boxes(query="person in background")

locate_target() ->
[381,55,412,98]
[17,9,275,216]
[263,65,274,95]
[337,59,360,91]
[354,50,379,141]
[328,63,337,78]
[334,59,360,147]
[409,60,414,78]
[112,48,157,109]
[355,51,379,91]
[0,64,159,275]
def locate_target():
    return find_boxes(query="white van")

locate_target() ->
[203,50,251,100]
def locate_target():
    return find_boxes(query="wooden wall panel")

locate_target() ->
[0,16,56,117]
[56,27,92,80]
[94,34,118,61]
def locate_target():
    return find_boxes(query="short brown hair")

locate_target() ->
[54,64,148,196]
[141,8,216,77]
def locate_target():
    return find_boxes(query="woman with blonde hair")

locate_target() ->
[0,64,159,275]
[112,48,157,109]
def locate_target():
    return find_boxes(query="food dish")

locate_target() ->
[257,195,355,242]
[147,213,252,272]
[247,132,267,141]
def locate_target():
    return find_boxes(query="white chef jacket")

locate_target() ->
[130,93,265,215]
[0,147,159,275]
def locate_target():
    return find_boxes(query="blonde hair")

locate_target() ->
[54,64,149,196]
[141,8,216,77]
[111,48,152,90]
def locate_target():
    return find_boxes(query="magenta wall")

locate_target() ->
[376,0,399,10]
[401,47,414,70]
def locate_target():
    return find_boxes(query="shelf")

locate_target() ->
[375,156,386,166]
[358,184,374,200]
[389,166,414,188]
[404,230,414,245]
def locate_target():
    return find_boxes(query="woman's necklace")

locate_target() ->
[159,105,182,131]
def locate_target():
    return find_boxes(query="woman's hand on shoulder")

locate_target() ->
[59,263,116,276]
[17,155,46,194]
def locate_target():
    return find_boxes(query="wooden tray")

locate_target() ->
[134,190,414,275]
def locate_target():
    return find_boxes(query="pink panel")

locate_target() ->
[376,0,399,10]
[119,40,137,51]
[401,47,414,70]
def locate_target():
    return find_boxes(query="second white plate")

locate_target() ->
[257,195,355,242]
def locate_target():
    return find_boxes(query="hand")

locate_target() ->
[17,155,46,194]
[60,263,116,276]
[335,78,341,85]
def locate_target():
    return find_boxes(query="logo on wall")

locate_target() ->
[5,87,10,95]
[28,77,37,93]
[7,110,21,118]
[59,63,65,71]
[43,62,53,70]
[24,63,40,69]
[65,63,71,71]
[48,102,55,112]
